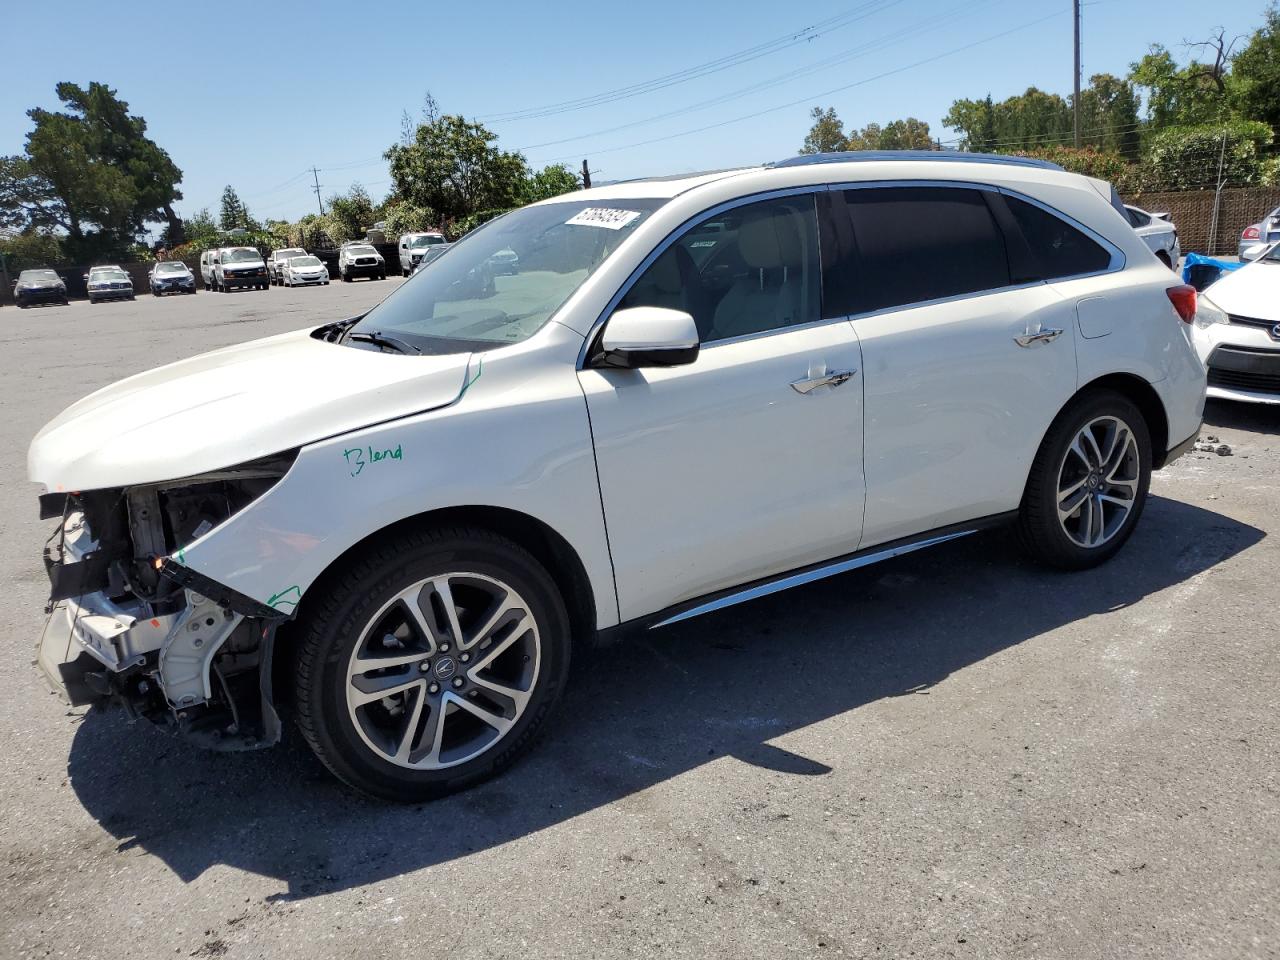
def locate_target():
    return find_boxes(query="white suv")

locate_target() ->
[30,153,1205,800]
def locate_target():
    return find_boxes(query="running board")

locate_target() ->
[646,513,1016,631]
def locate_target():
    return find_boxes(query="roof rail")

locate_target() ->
[770,150,1064,172]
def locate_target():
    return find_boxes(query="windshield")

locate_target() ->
[346,245,377,256]
[352,198,665,351]
[155,262,188,274]
[409,235,444,248]
[289,255,322,267]
[20,270,59,282]
[275,249,304,259]
[224,248,260,263]
[91,268,128,280]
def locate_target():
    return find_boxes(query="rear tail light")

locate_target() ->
[1242,225,1261,240]
[1166,284,1197,323]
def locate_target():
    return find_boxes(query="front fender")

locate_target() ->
[174,330,619,630]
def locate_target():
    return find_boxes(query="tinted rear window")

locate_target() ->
[840,187,1011,313]
[1005,196,1112,279]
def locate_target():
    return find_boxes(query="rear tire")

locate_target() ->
[294,526,572,801]
[1017,389,1151,570]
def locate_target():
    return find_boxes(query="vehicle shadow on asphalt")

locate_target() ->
[1203,398,1280,436]
[66,494,1263,899]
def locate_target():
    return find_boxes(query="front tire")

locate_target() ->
[1017,389,1151,570]
[294,526,572,801]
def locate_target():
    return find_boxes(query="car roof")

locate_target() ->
[564,152,1072,204]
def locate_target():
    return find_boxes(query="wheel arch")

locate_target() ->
[1063,372,1170,466]
[272,504,599,706]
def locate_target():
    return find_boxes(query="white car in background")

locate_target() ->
[31,152,1205,801]
[1124,205,1180,269]
[269,247,307,285]
[1193,241,1280,404]
[1239,206,1280,259]
[398,231,448,275]
[85,265,134,303]
[281,254,330,287]
[338,242,386,282]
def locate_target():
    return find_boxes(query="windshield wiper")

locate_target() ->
[345,331,422,355]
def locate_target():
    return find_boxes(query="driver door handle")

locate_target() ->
[1014,327,1063,348]
[791,369,856,394]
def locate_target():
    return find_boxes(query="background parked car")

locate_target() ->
[13,268,68,307]
[338,242,386,282]
[411,243,453,273]
[1193,240,1280,404]
[1124,205,1180,268]
[148,261,196,296]
[397,231,447,275]
[211,246,270,292]
[1239,206,1280,259]
[269,247,307,285]
[85,265,134,303]
[281,254,330,287]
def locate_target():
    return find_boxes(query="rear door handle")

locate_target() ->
[791,369,856,394]
[1014,327,1063,348]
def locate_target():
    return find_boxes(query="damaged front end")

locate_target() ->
[36,452,296,750]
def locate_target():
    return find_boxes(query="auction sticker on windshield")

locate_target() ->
[565,207,641,230]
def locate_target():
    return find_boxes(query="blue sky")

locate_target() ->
[1,0,1268,225]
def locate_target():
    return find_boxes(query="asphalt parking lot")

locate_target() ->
[1,284,1278,959]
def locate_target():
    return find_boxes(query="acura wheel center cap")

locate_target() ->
[433,657,457,681]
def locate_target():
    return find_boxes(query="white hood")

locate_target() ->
[1203,261,1280,321]
[29,327,471,491]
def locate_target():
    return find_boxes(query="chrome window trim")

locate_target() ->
[578,178,1127,367]
[576,185,830,370]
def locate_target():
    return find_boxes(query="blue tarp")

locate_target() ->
[1181,252,1244,290]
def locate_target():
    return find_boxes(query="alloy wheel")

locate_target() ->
[1056,415,1140,548]
[344,572,541,770]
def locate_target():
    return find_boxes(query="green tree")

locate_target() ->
[1138,120,1273,189]
[219,186,253,231]
[946,88,1070,151]
[877,118,933,150]
[800,106,848,153]
[51,82,185,242]
[1,83,183,258]
[323,183,376,244]
[1230,5,1280,142]
[1077,73,1142,158]
[523,163,580,203]
[1129,39,1236,131]
[385,113,528,224]
[381,198,437,238]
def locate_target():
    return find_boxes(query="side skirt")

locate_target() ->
[594,512,1017,644]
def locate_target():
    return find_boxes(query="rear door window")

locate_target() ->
[835,186,1012,314]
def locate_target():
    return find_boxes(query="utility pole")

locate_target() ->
[311,167,325,215]
[581,159,591,190]
[1073,0,1082,148]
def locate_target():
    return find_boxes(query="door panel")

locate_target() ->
[855,284,1078,546]
[579,321,865,622]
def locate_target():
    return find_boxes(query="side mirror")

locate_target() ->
[1240,242,1270,262]
[595,306,699,369]
[82,274,89,281]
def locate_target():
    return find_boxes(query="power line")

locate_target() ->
[482,0,905,123]
[517,0,1000,154]
[530,9,1069,164]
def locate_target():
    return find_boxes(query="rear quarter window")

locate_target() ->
[1005,195,1112,279]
